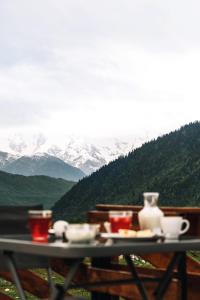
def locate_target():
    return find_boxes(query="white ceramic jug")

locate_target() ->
[138,192,164,234]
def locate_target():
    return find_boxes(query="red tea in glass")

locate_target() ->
[28,210,52,242]
[109,211,133,233]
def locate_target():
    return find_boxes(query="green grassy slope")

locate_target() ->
[0,171,75,208]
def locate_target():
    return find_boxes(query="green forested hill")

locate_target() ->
[0,171,74,208]
[53,122,200,221]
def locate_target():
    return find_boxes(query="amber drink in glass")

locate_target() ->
[109,211,133,233]
[28,210,52,242]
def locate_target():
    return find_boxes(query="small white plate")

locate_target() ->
[101,233,160,242]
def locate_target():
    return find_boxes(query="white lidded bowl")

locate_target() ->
[65,224,98,243]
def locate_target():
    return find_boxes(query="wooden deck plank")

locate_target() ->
[0,270,49,299]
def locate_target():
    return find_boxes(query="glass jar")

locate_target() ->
[138,192,164,234]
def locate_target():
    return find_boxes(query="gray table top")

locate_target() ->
[0,236,200,259]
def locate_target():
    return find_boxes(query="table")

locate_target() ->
[0,236,200,300]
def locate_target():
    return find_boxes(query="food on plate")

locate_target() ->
[118,229,137,237]
[136,229,154,237]
[118,229,154,237]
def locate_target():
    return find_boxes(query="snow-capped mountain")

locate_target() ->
[1,134,147,174]
[1,153,85,181]
[47,141,108,175]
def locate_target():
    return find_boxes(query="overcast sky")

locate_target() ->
[0,0,200,149]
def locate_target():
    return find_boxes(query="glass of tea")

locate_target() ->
[28,210,52,242]
[109,211,133,233]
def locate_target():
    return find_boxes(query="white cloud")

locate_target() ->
[0,0,200,148]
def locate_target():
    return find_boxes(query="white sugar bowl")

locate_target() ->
[65,224,97,243]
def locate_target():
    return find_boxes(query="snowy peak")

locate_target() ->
[1,134,146,175]
[46,139,136,174]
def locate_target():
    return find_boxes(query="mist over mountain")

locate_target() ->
[0,153,85,182]
[0,151,19,168]
[53,122,200,221]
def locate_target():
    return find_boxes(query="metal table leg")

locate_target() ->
[124,255,148,300]
[47,265,57,295]
[51,258,83,300]
[177,252,187,300]
[154,252,180,299]
[154,252,187,300]
[4,251,27,300]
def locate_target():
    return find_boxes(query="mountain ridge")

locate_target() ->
[1,136,143,174]
[0,153,85,182]
[52,122,200,221]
